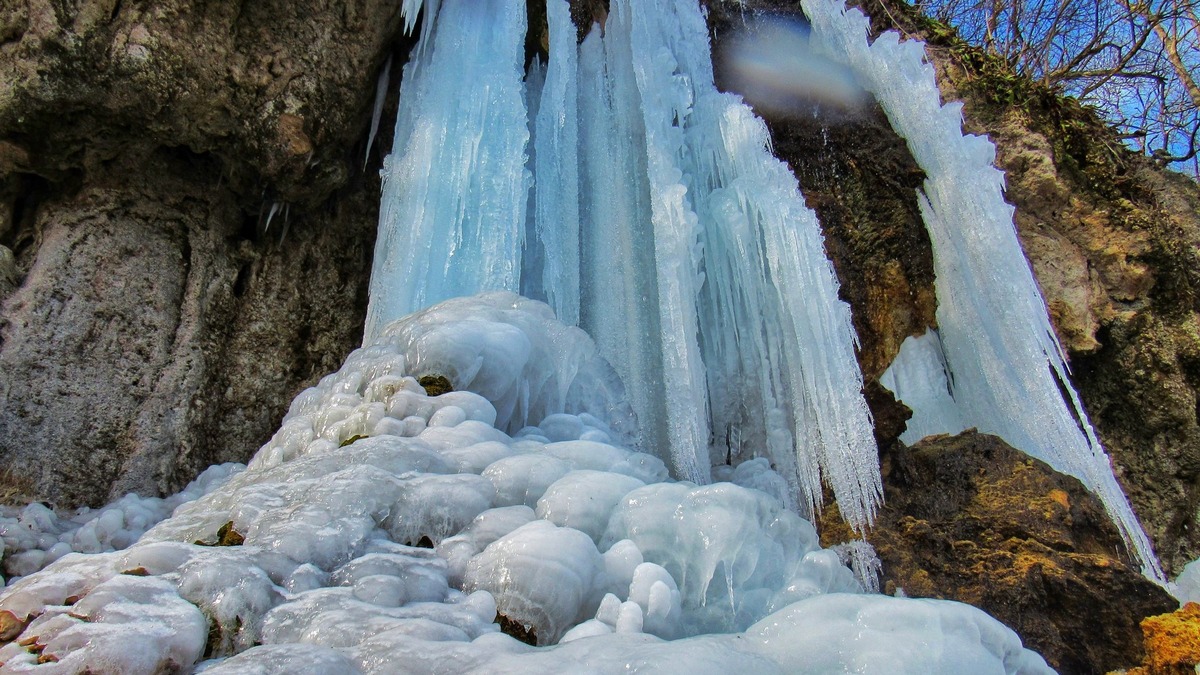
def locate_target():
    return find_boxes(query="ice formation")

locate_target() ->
[364,0,531,341]
[366,0,880,531]
[0,465,240,581]
[798,0,1164,579]
[0,295,1050,673]
[1173,558,1200,604]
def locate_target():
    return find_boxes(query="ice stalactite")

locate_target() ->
[802,0,1164,580]
[616,0,880,525]
[364,0,531,342]
[529,0,581,328]
[574,15,676,477]
[613,0,712,487]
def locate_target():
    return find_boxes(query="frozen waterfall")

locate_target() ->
[367,0,881,530]
[0,1,1104,669]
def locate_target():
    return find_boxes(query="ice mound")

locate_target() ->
[267,292,637,459]
[0,294,1050,673]
[0,464,241,581]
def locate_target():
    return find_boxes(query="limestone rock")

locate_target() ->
[0,0,409,506]
[0,148,378,507]
[820,431,1177,674]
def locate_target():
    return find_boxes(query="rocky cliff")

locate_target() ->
[0,0,411,505]
[1,2,1198,671]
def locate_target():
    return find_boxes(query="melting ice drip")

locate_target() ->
[366,0,881,531]
[798,0,1164,581]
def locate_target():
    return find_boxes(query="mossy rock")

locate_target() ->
[418,375,453,397]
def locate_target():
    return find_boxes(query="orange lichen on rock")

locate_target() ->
[1048,489,1070,511]
[1123,602,1200,674]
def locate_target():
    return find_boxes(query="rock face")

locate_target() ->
[820,431,1178,674]
[0,0,410,506]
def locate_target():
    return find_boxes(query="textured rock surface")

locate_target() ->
[1125,602,1200,674]
[0,147,378,507]
[0,0,405,205]
[0,0,407,506]
[820,431,1178,674]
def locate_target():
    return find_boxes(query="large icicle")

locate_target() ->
[575,17,675,472]
[649,0,879,527]
[618,0,712,485]
[368,0,880,528]
[571,0,880,523]
[530,0,582,328]
[803,0,1163,579]
[364,0,530,342]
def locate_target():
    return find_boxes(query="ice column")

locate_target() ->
[619,0,712,486]
[367,0,882,528]
[664,0,879,527]
[364,0,531,342]
[575,17,675,473]
[529,0,582,328]
[803,0,1163,579]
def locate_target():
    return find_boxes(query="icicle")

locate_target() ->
[263,201,280,234]
[532,0,582,328]
[803,0,1164,580]
[611,0,878,525]
[365,0,531,343]
[368,0,881,530]
[575,22,673,465]
[400,0,441,46]
[363,54,393,170]
[618,0,711,485]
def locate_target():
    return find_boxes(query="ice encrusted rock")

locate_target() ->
[0,293,1050,673]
